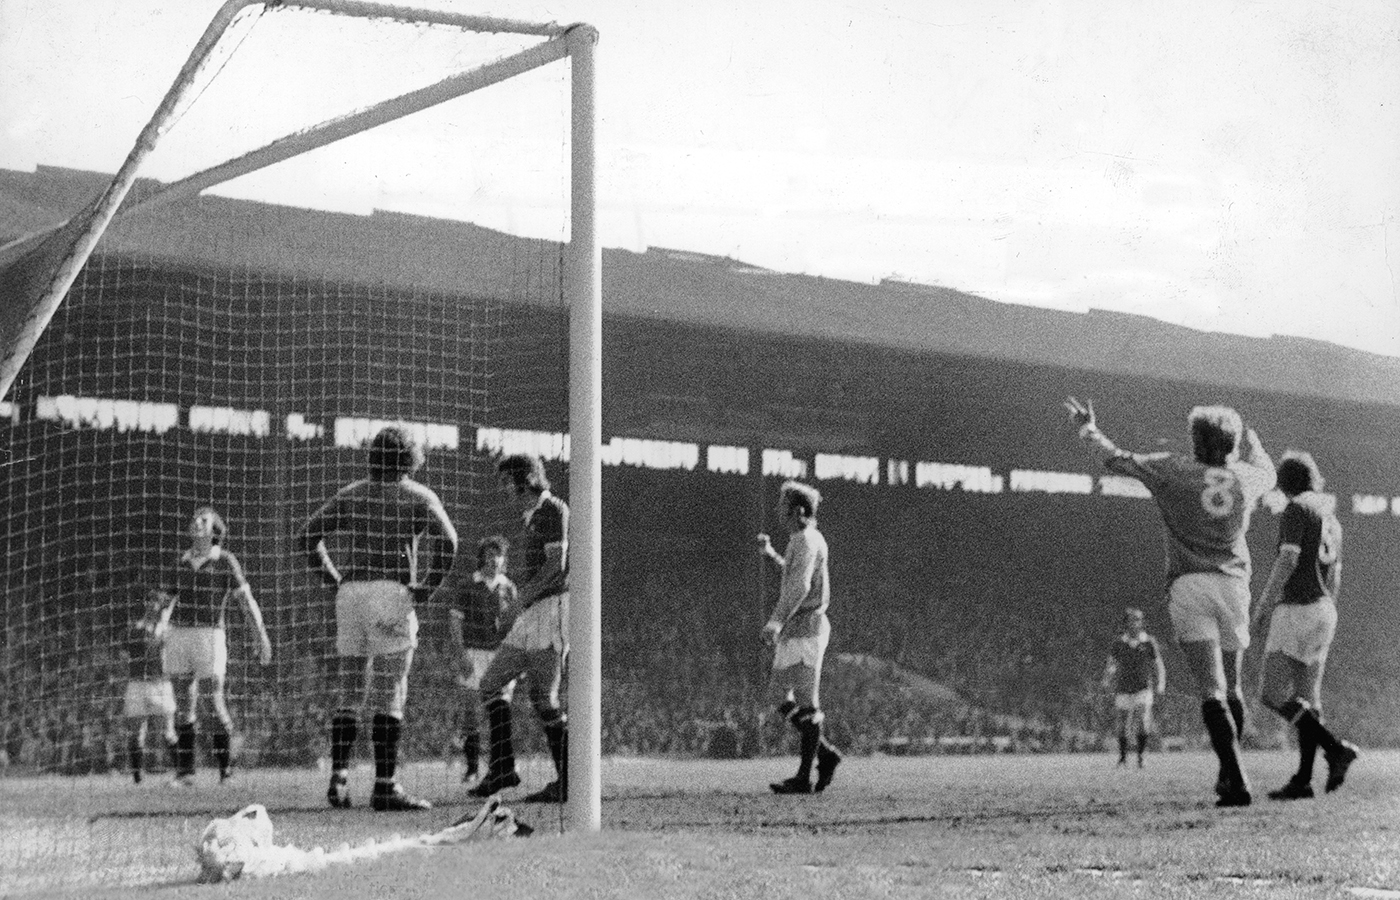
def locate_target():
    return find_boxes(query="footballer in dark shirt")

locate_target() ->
[1254,451,1358,800]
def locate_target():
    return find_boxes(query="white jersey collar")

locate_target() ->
[523,489,552,524]
[182,544,223,568]
[474,570,507,591]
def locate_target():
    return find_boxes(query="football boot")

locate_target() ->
[769,776,813,795]
[1325,742,1359,793]
[814,746,843,793]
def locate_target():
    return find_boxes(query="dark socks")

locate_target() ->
[485,697,516,776]
[371,714,401,784]
[1297,724,1319,782]
[793,707,821,783]
[174,722,196,776]
[128,735,144,776]
[1201,698,1244,785]
[1277,699,1342,756]
[463,731,481,774]
[330,711,358,772]
[542,711,568,788]
[1227,693,1247,743]
[211,725,231,776]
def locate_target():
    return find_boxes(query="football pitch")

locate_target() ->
[4,750,1399,899]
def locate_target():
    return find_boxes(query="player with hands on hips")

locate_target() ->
[298,425,458,812]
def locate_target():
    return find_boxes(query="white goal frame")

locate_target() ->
[0,0,602,831]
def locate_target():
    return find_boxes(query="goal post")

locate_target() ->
[565,22,602,833]
[0,0,603,875]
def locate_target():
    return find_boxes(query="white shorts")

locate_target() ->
[163,627,228,679]
[335,581,418,656]
[772,617,831,671]
[124,680,176,718]
[457,647,497,691]
[1114,689,1155,713]
[501,592,567,653]
[1167,573,1251,651]
[1264,600,1337,666]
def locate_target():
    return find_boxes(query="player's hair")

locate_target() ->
[190,506,228,544]
[368,426,424,480]
[1276,450,1324,496]
[1187,405,1243,466]
[497,453,549,492]
[780,480,821,518]
[476,534,509,567]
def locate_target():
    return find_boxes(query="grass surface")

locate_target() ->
[4,750,1400,899]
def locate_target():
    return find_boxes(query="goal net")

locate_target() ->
[0,2,599,891]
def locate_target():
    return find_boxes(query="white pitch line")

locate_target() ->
[965,866,1400,896]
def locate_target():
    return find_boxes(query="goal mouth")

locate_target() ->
[0,2,601,890]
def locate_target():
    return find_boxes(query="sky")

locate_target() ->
[1,0,1397,358]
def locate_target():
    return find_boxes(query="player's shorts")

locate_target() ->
[1113,689,1155,713]
[335,580,418,657]
[772,616,831,671]
[1167,573,1251,651]
[1264,599,1337,666]
[163,626,228,679]
[124,679,176,718]
[500,591,567,653]
[457,647,497,691]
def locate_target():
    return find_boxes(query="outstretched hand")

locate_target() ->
[1064,396,1095,431]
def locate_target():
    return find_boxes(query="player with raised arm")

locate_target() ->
[433,535,517,789]
[159,506,273,786]
[1101,607,1167,768]
[1067,398,1275,807]
[298,426,458,812]
[758,480,843,795]
[122,591,178,784]
[470,454,570,804]
[1252,451,1359,800]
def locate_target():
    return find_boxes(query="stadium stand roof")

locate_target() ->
[3,164,1398,409]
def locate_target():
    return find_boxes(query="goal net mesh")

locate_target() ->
[0,4,572,890]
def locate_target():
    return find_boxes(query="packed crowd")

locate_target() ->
[0,587,1392,773]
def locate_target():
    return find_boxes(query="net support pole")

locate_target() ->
[0,0,262,401]
[565,21,602,833]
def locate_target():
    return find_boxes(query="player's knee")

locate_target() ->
[536,705,565,729]
[792,706,823,727]
[1259,683,1291,712]
[530,695,554,716]
[527,680,558,709]
[1267,696,1308,721]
